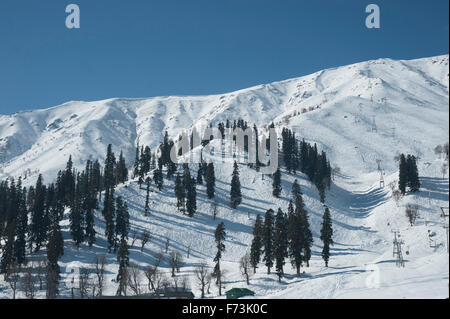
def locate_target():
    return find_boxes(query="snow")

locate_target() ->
[0,54,448,299]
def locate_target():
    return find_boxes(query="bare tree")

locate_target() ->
[239,253,252,285]
[164,236,170,253]
[194,262,209,298]
[127,263,142,296]
[140,231,151,252]
[206,273,212,295]
[144,265,158,293]
[406,204,419,226]
[93,255,106,297]
[6,262,20,299]
[130,230,138,248]
[169,251,184,277]
[78,268,91,299]
[22,266,37,299]
[172,275,190,292]
[154,250,164,267]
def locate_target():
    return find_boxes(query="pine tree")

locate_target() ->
[274,208,288,282]
[288,196,303,277]
[104,144,116,190]
[398,154,407,195]
[174,172,185,213]
[262,209,274,274]
[291,179,302,200]
[206,162,216,199]
[197,163,203,185]
[301,203,313,268]
[70,176,84,248]
[185,169,197,218]
[272,168,282,198]
[230,161,242,209]
[46,227,62,299]
[85,193,96,247]
[115,196,129,241]
[250,214,263,273]
[115,151,128,185]
[0,222,15,274]
[153,157,164,191]
[30,174,48,252]
[14,188,28,265]
[116,237,129,296]
[407,155,420,192]
[213,222,226,296]
[133,144,140,178]
[103,187,116,252]
[320,206,334,267]
[144,177,150,217]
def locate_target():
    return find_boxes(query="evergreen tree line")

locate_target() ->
[0,143,130,291]
[249,180,333,282]
[281,128,332,203]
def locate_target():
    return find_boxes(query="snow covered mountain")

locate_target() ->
[0,54,448,184]
[0,54,448,299]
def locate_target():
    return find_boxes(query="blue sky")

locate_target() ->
[0,0,448,114]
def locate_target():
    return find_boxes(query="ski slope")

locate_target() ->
[0,54,448,299]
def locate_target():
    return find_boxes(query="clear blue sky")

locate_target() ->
[0,0,448,114]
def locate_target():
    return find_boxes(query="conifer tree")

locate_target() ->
[407,155,420,192]
[262,209,274,274]
[144,177,150,217]
[301,204,313,268]
[250,214,263,273]
[274,208,288,282]
[213,222,226,296]
[320,206,334,267]
[230,161,242,209]
[115,196,129,242]
[291,179,302,200]
[272,168,282,198]
[197,163,203,185]
[115,151,128,184]
[70,176,84,248]
[398,154,407,195]
[174,172,185,213]
[14,188,28,265]
[116,237,129,296]
[133,144,140,178]
[288,196,303,277]
[103,187,116,253]
[46,227,62,299]
[104,144,116,190]
[184,168,197,218]
[30,174,48,252]
[153,157,163,191]
[0,222,15,274]
[206,162,216,199]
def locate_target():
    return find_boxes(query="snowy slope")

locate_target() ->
[0,54,448,299]
[0,54,448,184]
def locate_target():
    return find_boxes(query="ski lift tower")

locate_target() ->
[392,230,405,267]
